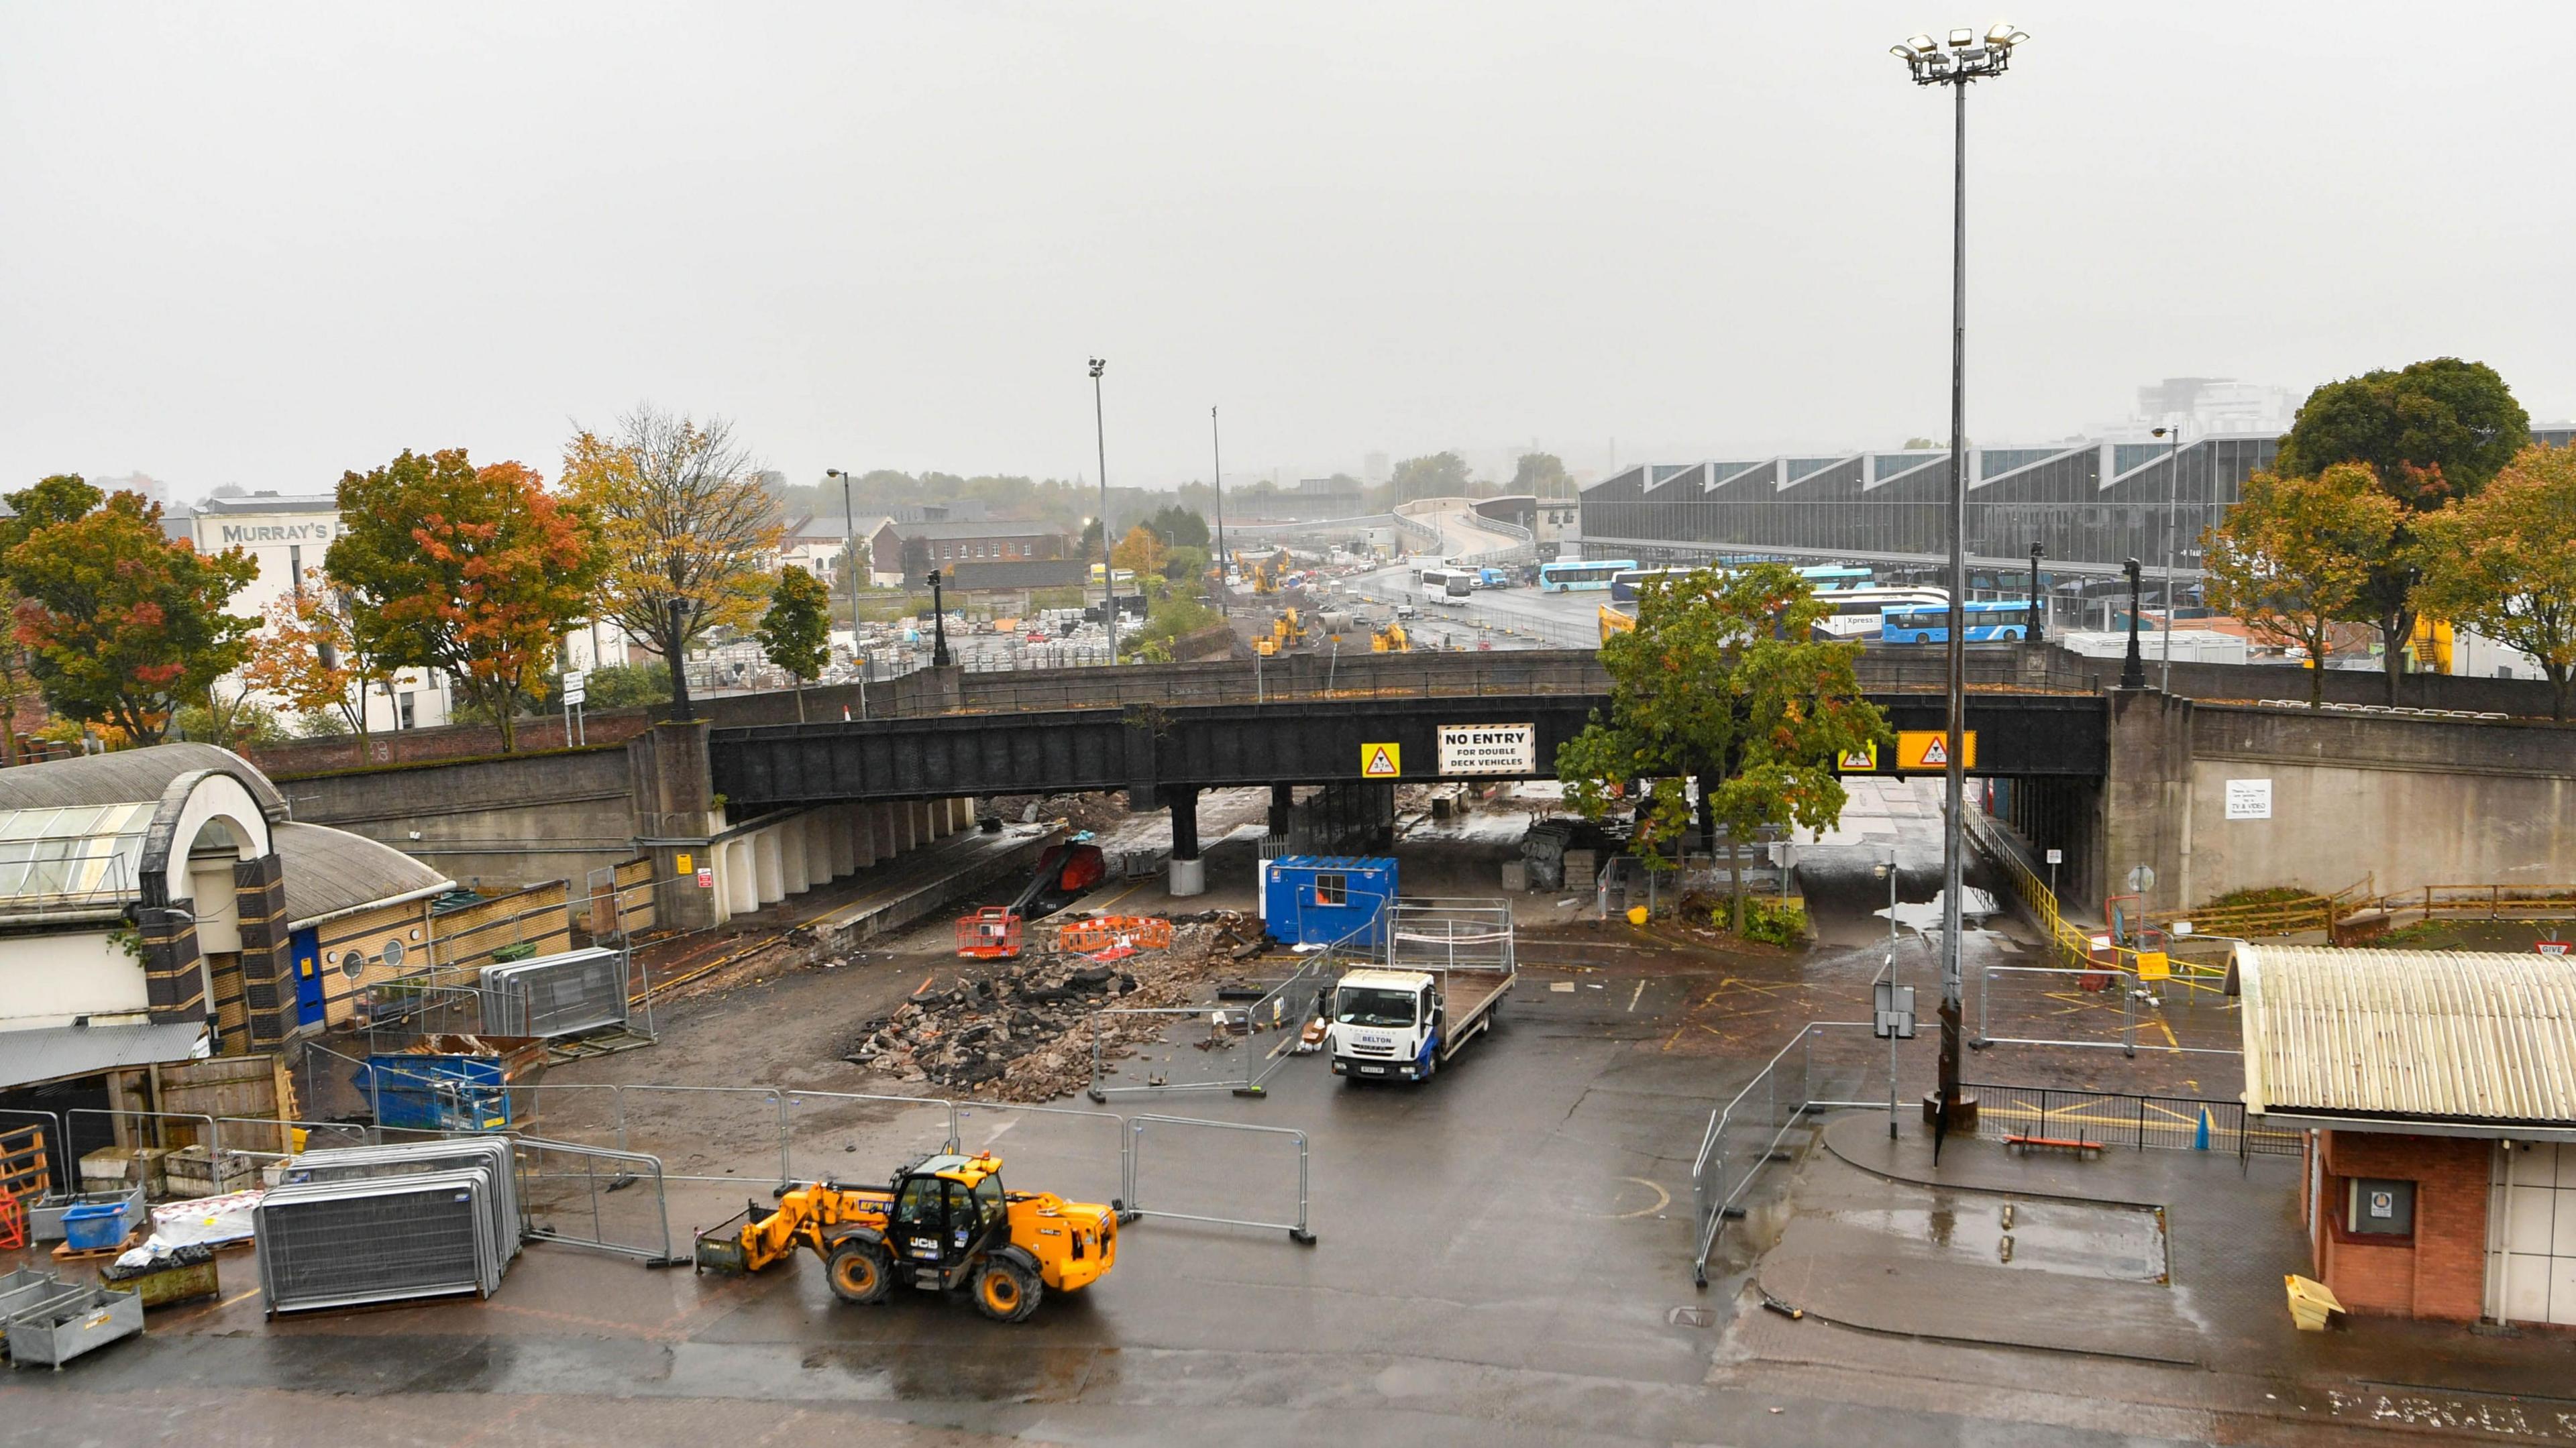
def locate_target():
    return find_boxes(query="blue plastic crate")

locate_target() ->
[61,1201,127,1251]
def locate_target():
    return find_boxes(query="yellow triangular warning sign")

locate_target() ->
[1919,736,1947,766]
[1362,744,1400,777]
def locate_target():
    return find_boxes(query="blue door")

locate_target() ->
[291,926,325,1027]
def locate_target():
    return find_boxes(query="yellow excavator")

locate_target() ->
[1371,621,1410,653]
[692,1151,1118,1323]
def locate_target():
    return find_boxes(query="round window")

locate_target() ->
[339,950,365,981]
[382,939,407,971]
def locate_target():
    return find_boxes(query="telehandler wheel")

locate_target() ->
[825,1239,893,1305]
[970,1255,1043,1323]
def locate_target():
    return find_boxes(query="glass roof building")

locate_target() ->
[1577,428,2576,581]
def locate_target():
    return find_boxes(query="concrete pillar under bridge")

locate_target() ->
[2096,687,2193,920]
[1167,786,1203,897]
[629,719,723,932]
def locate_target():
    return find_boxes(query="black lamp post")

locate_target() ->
[928,569,953,667]
[2120,557,2147,688]
[2027,542,2045,645]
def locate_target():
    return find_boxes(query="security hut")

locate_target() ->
[1262,856,1395,948]
[2237,944,2576,1327]
[0,744,453,1172]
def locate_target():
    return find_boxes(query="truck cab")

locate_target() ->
[1326,967,1443,1082]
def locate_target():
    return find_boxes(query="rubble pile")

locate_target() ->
[845,911,1269,1101]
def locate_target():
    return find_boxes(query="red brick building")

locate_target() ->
[2239,944,2576,1327]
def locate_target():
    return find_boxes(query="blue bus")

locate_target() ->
[1609,562,1874,603]
[1538,559,1637,594]
[1879,599,2034,643]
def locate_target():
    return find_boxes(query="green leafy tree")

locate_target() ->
[580,662,674,711]
[2414,443,2576,720]
[1142,504,1210,549]
[900,536,934,583]
[2201,465,2405,708]
[756,565,833,721]
[1555,563,1887,932]
[326,449,600,752]
[1,477,258,745]
[1392,452,1473,502]
[1509,452,1572,500]
[2274,358,2530,700]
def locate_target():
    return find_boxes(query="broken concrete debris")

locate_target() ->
[843,911,1267,1101]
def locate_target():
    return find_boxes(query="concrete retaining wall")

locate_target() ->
[276,746,639,892]
[2180,704,2576,904]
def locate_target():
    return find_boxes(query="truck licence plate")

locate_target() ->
[1360,1065,1385,1074]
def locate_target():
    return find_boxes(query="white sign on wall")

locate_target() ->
[1436,723,1536,776]
[2225,779,2273,820]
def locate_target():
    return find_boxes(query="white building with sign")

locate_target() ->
[187,494,455,732]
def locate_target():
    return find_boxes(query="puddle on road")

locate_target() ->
[1820,1192,2167,1282]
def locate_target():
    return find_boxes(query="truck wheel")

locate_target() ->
[971,1256,1043,1323]
[824,1239,892,1305]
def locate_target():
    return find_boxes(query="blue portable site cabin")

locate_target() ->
[1264,856,1397,948]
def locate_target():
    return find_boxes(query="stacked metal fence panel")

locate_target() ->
[479,946,629,1038]
[280,1139,521,1263]
[256,1168,502,1314]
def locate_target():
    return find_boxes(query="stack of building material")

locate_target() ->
[478,946,629,1040]
[1563,848,1599,893]
[256,1139,517,1315]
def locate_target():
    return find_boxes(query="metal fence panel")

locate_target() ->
[1125,1115,1313,1243]
[257,1168,499,1313]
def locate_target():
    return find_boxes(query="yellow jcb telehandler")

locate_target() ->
[692,1151,1118,1323]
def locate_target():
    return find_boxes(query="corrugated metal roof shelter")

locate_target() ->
[2236,944,2576,1133]
[274,822,451,930]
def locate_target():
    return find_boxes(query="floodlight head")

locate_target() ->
[1891,44,1914,58]
[1948,27,1974,46]
[1088,357,1106,378]
[1988,22,2029,45]
[1906,33,1936,52]
[2151,427,2170,439]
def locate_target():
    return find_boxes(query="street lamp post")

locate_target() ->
[2027,541,2045,645]
[1892,20,2025,1143]
[2152,425,2182,691]
[825,467,867,719]
[1089,358,1116,664]
[1212,406,1228,616]
[928,569,952,667]
[2121,557,2147,688]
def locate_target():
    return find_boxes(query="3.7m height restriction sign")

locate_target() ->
[1436,723,1536,775]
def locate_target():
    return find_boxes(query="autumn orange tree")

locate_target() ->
[326,450,600,750]
[242,571,400,738]
[2201,465,2405,708]
[1,475,258,745]
[1110,524,1167,582]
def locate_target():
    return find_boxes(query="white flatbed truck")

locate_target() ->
[1326,899,1516,1084]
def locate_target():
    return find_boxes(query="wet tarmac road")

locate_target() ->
[0,940,2238,1445]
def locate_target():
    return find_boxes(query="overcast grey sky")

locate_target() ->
[5,2,2570,500]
